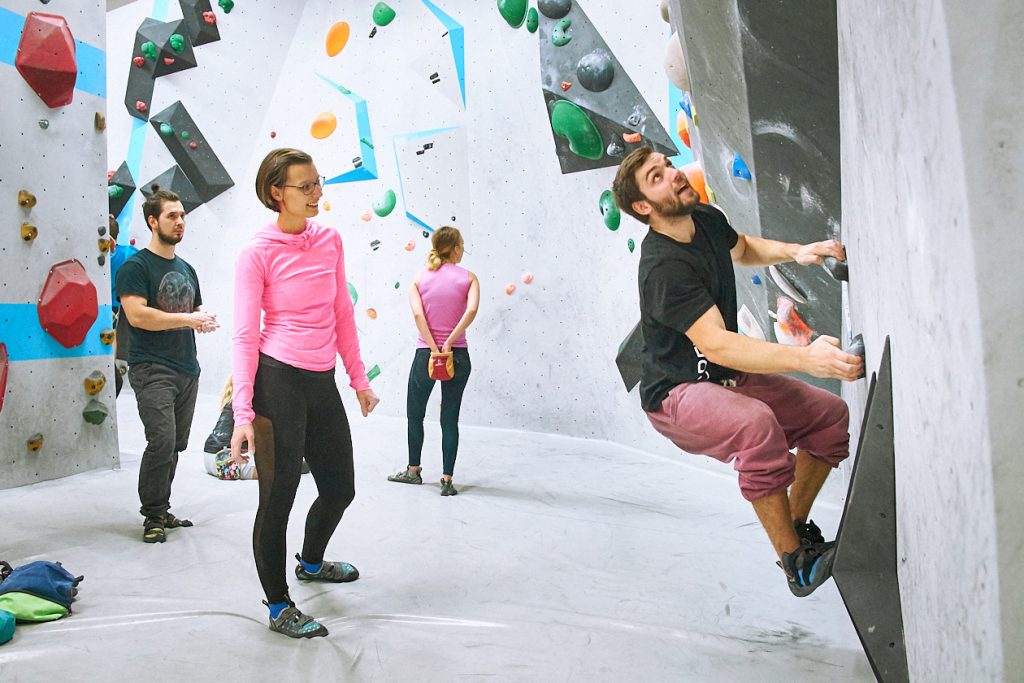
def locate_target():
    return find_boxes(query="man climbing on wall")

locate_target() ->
[116,189,219,543]
[612,148,864,597]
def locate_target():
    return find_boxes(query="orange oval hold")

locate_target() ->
[366,308,377,320]
[310,112,337,139]
[676,110,690,148]
[326,21,350,57]
[680,161,709,203]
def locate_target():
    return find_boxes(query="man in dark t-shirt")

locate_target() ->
[612,148,864,597]
[116,189,219,544]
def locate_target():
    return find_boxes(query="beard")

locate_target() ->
[648,190,699,218]
[156,226,183,245]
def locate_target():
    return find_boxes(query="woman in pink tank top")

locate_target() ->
[387,227,480,496]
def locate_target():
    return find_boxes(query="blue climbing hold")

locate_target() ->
[752,274,762,285]
[679,92,692,119]
[732,154,752,180]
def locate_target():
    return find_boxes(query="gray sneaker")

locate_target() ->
[440,478,458,496]
[387,468,422,485]
[294,553,360,583]
[266,602,328,639]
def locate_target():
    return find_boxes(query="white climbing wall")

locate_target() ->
[0,0,118,489]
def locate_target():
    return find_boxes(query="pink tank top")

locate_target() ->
[416,263,471,348]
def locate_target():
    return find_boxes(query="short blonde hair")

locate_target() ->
[426,226,463,270]
[255,148,313,212]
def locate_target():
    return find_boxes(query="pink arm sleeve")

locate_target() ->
[232,246,265,426]
[333,234,370,392]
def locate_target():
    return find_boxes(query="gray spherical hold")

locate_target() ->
[577,51,615,92]
[538,0,571,19]
[606,142,624,156]
[38,119,49,129]
[663,32,691,91]
[659,0,670,23]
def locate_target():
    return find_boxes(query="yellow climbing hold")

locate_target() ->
[310,112,338,139]
[326,21,351,57]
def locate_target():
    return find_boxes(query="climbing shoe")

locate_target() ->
[142,517,166,544]
[780,543,836,597]
[163,513,193,528]
[387,468,422,485]
[440,478,458,496]
[794,519,835,552]
[266,601,328,639]
[294,553,359,583]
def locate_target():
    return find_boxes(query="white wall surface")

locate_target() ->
[838,0,1023,679]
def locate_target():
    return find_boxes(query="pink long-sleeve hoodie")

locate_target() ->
[232,219,369,426]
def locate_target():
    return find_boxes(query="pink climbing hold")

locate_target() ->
[135,100,148,112]
[404,240,415,251]
[133,56,145,68]
[521,273,534,284]
[163,57,175,65]
[360,212,372,222]
[203,11,217,24]
[189,141,198,149]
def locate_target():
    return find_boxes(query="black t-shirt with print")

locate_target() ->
[115,249,202,377]
[637,204,740,412]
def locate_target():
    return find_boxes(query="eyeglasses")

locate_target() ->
[282,176,326,195]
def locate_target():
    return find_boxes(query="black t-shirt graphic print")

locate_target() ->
[115,249,203,377]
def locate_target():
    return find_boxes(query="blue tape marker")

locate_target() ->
[1,304,114,361]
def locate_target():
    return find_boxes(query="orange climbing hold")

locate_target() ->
[310,112,337,139]
[360,212,372,222]
[83,370,106,396]
[622,132,642,143]
[326,21,351,57]
[404,240,415,251]
[680,161,709,203]
[26,433,44,452]
[21,223,38,242]
[366,308,378,320]
[561,81,572,91]
[323,201,331,211]
[18,190,37,208]
[676,110,690,148]
[505,283,516,295]
[99,328,115,345]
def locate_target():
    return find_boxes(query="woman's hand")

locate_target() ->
[356,388,379,417]
[230,423,254,465]
[441,340,453,354]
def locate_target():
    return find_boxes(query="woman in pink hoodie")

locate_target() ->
[230,148,379,639]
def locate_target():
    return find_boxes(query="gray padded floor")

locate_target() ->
[0,392,872,681]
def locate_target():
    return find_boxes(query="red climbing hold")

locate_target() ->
[163,57,175,65]
[0,343,8,415]
[189,141,198,149]
[133,56,145,67]
[135,100,148,112]
[203,11,217,24]
[561,81,572,91]
[37,259,99,349]
[15,12,78,108]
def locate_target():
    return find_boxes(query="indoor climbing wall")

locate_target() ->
[0,0,118,489]
[837,0,1023,679]
[667,0,844,395]
[106,0,710,465]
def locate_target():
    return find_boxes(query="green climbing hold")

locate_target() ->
[373,2,396,26]
[627,238,635,253]
[394,282,401,289]
[526,7,539,32]
[550,100,603,160]
[180,130,190,139]
[218,0,234,13]
[600,190,621,230]
[497,0,528,28]
[551,18,572,46]
[141,41,157,60]
[82,398,110,425]
[108,185,125,199]
[169,33,185,53]
[373,189,397,217]
[348,281,358,306]
[367,364,381,382]
[360,137,374,149]
[159,122,173,136]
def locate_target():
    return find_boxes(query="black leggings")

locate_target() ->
[407,347,471,476]
[251,354,355,604]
